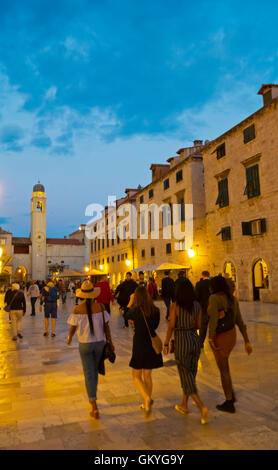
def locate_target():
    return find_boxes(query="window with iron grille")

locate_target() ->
[244,164,260,198]
[166,243,171,254]
[176,169,183,183]
[141,249,145,258]
[164,178,169,190]
[243,124,255,144]
[140,195,144,204]
[102,238,105,249]
[216,178,229,208]
[151,247,155,256]
[149,189,154,199]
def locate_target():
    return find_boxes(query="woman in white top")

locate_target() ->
[66,280,114,419]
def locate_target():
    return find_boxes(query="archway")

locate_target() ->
[252,259,269,301]
[14,266,28,284]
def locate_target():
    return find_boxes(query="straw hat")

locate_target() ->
[76,280,100,299]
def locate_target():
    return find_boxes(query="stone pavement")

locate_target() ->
[0,293,278,450]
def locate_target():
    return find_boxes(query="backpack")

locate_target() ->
[47,287,58,302]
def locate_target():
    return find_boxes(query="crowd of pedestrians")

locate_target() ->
[2,269,253,425]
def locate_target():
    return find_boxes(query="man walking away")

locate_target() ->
[195,271,211,348]
[117,272,138,327]
[27,280,40,316]
[5,283,26,341]
[161,271,175,320]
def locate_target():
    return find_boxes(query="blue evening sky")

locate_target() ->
[0,0,277,237]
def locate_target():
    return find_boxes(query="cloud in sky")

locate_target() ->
[1,0,278,236]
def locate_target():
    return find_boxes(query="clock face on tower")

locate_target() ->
[35,232,45,242]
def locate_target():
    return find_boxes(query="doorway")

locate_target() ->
[252,259,269,301]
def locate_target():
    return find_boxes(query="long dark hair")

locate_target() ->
[175,278,196,312]
[210,275,233,302]
[133,285,154,317]
[85,298,94,335]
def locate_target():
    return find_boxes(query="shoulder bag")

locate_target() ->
[101,310,116,364]
[141,308,163,355]
[216,306,235,334]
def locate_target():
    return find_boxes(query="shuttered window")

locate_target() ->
[216,178,229,208]
[243,124,255,144]
[244,164,260,198]
[216,143,226,159]
[176,169,183,182]
[178,197,185,221]
[164,178,169,190]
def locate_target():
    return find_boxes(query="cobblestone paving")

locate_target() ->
[0,294,278,450]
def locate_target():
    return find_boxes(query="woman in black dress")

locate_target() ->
[127,286,163,414]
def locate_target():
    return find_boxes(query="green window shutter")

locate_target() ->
[216,180,223,205]
[252,164,260,197]
[222,226,231,241]
[242,222,252,235]
[245,165,260,198]
[260,218,266,233]
[217,178,229,207]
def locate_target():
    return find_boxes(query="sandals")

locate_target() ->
[201,407,210,425]
[140,399,154,410]
[174,405,188,415]
[51,333,56,337]
[43,332,48,337]
[90,409,100,419]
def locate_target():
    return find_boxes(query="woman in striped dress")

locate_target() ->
[164,278,209,424]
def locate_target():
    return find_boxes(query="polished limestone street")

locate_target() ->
[0,294,278,450]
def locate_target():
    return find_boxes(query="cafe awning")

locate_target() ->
[155,263,190,271]
[58,269,87,278]
[131,262,189,273]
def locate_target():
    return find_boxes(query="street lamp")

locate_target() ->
[84,266,89,272]
[187,249,195,258]
[125,259,131,267]
[99,265,104,271]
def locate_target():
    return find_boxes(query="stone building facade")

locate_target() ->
[89,141,210,289]
[202,84,278,302]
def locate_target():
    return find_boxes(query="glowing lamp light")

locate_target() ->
[0,247,2,257]
[187,249,195,258]
[99,265,104,271]
[84,266,89,272]
[126,259,131,267]
[18,269,22,273]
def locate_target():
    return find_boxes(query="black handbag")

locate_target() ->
[98,311,116,376]
[216,307,235,334]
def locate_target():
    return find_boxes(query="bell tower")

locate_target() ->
[31,182,47,280]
